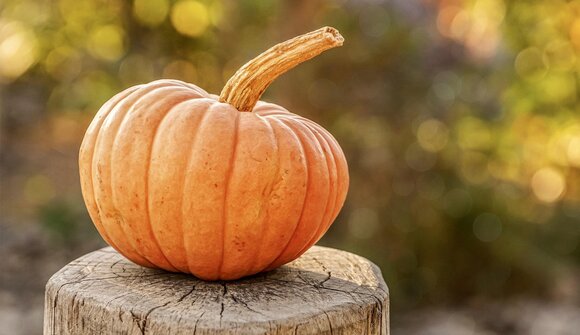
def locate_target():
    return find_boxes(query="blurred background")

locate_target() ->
[1,0,579,334]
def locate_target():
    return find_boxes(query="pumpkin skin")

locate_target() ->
[79,79,349,280]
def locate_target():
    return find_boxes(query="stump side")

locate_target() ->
[44,246,389,335]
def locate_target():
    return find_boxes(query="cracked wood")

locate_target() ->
[44,246,389,334]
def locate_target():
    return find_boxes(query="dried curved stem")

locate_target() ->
[219,27,344,112]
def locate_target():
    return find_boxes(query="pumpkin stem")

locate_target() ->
[219,26,344,112]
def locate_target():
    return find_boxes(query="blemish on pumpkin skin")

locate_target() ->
[96,164,104,184]
[233,239,246,253]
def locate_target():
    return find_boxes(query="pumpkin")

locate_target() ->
[79,27,348,280]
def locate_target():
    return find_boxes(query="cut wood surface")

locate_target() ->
[44,246,389,334]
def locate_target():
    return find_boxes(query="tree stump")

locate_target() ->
[44,246,389,334]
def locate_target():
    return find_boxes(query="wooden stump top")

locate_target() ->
[44,246,389,334]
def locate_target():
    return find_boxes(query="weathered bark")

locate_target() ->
[44,246,389,334]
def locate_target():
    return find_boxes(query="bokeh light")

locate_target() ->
[531,167,566,203]
[417,119,449,153]
[133,0,169,27]
[87,25,126,62]
[0,20,38,80]
[567,136,580,167]
[170,0,210,37]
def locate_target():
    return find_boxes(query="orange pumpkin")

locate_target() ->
[79,27,348,280]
